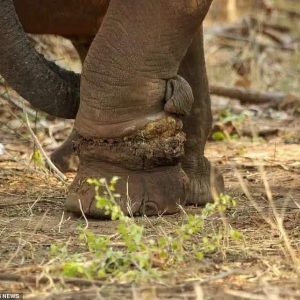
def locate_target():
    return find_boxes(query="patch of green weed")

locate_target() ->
[50,178,241,282]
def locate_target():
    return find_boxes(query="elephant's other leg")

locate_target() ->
[50,130,79,173]
[50,39,93,173]
[179,27,224,205]
[66,0,213,218]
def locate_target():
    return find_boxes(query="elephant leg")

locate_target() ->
[179,27,224,205]
[50,130,79,173]
[50,39,92,173]
[66,0,213,218]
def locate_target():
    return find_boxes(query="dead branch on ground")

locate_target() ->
[210,85,299,108]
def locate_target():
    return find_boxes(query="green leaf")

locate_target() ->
[31,149,44,167]
[230,229,242,241]
[212,131,226,141]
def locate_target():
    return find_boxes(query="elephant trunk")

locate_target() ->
[0,0,80,119]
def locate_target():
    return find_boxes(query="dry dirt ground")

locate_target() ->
[0,1,300,299]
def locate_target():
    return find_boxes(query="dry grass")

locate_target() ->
[0,144,299,299]
[0,0,300,299]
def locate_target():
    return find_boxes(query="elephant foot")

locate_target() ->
[66,162,188,218]
[50,131,79,173]
[183,156,224,206]
[50,145,79,173]
[66,115,189,218]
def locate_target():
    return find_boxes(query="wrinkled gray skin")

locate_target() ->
[0,0,224,218]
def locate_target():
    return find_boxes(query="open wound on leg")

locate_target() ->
[74,115,186,170]
[66,115,188,217]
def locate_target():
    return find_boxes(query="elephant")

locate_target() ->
[1,0,224,218]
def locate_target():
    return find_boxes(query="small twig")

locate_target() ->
[292,199,300,210]
[259,165,299,267]
[234,169,276,230]
[4,210,49,269]
[23,110,66,182]
[199,269,240,285]
[126,177,134,218]
[0,272,105,288]
[225,289,267,300]
[78,199,89,231]
[28,196,42,214]
[179,269,241,287]
[0,199,57,208]
[58,211,65,234]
